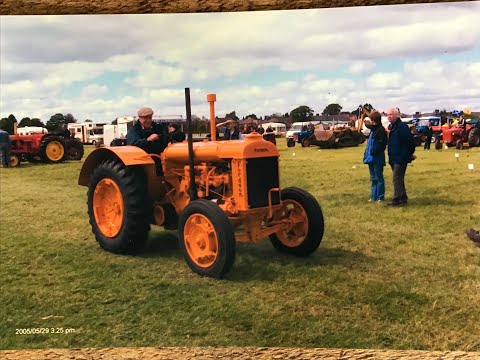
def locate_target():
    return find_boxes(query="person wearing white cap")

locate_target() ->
[126,107,168,174]
[216,118,244,140]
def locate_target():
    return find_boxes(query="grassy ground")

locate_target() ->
[1,141,479,351]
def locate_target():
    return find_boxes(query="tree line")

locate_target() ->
[0,113,81,134]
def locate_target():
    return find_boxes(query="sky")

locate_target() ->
[1,1,479,124]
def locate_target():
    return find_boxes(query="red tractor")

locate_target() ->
[435,124,480,150]
[8,126,84,167]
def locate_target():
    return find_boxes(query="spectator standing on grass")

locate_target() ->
[363,111,387,203]
[257,124,265,134]
[386,107,416,207]
[0,129,11,168]
[266,125,274,133]
[216,119,244,140]
[424,122,433,150]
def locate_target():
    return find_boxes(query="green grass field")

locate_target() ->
[1,141,479,351]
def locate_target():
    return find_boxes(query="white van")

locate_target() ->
[286,121,321,139]
[17,126,48,135]
[263,122,287,137]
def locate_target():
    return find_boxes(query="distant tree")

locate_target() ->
[84,119,93,122]
[322,103,343,116]
[111,119,118,125]
[64,113,76,124]
[31,118,44,127]
[284,113,289,118]
[18,117,32,127]
[0,114,17,134]
[290,106,314,123]
[246,114,258,119]
[46,113,66,132]
[225,111,239,120]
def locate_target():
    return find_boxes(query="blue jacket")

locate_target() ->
[126,121,168,154]
[387,118,415,165]
[363,124,387,166]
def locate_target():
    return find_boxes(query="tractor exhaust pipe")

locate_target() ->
[185,88,198,201]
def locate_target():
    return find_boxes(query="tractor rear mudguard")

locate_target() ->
[78,146,155,186]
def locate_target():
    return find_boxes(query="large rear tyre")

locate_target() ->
[87,159,150,254]
[178,199,235,278]
[269,187,324,256]
[66,139,84,160]
[39,136,66,163]
[468,129,480,147]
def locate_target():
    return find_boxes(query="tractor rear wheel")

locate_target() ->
[468,129,480,147]
[9,154,20,167]
[287,138,295,148]
[434,138,442,150]
[178,199,235,278]
[456,139,464,150]
[269,187,324,256]
[87,159,150,254]
[39,136,66,163]
[66,139,84,160]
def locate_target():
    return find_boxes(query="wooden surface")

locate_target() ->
[0,0,463,15]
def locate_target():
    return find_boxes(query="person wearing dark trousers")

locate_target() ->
[0,129,11,168]
[386,107,416,206]
[363,111,388,203]
[424,122,433,150]
[126,107,168,176]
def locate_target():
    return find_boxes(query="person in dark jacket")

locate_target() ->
[167,123,186,143]
[386,107,416,206]
[127,107,168,175]
[424,122,433,150]
[0,129,11,168]
[363,112,388,202]
[216,119,244,140]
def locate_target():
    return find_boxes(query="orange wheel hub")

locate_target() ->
[46,141,64,161]
[93,179,124,237]
[184,214,219,268]
[276,199,308,247]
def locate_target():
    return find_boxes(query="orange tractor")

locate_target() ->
[78,89,325,278]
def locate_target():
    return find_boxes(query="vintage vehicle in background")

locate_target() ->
[78,90,325,279]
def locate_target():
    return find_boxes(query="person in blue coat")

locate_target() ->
[363,111,387,202]
[386,107,416,206]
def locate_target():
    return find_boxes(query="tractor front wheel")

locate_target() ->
[287,138,295,148]
[434,138,442,150]
[178,199,235,278]
[9,154,21,167]
[269,187,324,256]
[456,139,464,150]
[87,159,150,254]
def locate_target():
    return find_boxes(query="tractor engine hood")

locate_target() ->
[162,132,279,163]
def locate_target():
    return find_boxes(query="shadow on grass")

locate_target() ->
[227,241,370,282]
[408,196,475,207]
[138,230,181,258]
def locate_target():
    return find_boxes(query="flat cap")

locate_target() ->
[137,107,154,117]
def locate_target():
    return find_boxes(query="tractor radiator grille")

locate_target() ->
[246,157,280,208]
